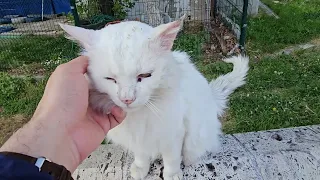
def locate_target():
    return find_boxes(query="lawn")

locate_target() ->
[0,36,79,72]
[247,0,320,54]
[224,49,320,133]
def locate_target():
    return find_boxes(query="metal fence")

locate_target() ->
[0,0,71,40]
[0,0,251,59]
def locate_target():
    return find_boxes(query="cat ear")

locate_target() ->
[151,14,186,51]
[59,23,95,49]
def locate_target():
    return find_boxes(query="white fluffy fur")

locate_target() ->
[60,17,249,180]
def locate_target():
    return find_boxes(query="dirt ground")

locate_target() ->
[205,16,240,62]
[184,16,240,63]
[0,114,29,146]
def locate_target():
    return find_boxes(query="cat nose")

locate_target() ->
[121,98,135,105]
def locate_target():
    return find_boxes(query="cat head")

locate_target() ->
[59,15,185,112]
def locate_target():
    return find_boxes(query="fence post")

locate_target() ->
[213,0,217,18]
[70,0,80,26]
[239,0,248,54]
[210,0,216,19]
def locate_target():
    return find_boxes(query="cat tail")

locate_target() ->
[209,55,249,116]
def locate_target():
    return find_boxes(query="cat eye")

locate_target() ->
[137,73,152,82]
[105,77,117,83]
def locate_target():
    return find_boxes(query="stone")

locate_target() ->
[73,125,320,179]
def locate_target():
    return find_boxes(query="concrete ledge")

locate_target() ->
[73,125,320,179]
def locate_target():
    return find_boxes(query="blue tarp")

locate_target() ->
[0,0,71,18]
[0,26,15,33]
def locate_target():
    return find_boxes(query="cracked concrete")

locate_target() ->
[73,125,320,180]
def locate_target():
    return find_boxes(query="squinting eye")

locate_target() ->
[105,77,117,83]
[137,73,152,82]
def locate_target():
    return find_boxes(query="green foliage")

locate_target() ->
[113,0,135,19]
[73,0,135,21]
[66,12,75,23]
[76,0,91,18]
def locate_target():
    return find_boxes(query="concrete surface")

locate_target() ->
[73,125,320,180]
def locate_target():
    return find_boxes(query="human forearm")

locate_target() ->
[0,115,80,172]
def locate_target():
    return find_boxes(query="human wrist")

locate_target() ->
[0,115,80,172]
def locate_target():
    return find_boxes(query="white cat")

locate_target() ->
[59,15,249,180]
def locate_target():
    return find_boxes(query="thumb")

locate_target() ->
[64,56,89,74]
[88,107,126,134]
[111,106,126,123]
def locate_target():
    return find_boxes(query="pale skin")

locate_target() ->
[0,56,126,172]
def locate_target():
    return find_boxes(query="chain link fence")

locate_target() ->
[0,0,72,42]
[0,0,253,64]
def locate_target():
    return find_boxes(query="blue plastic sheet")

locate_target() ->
[0,0,71,17]
[0,26,15,33]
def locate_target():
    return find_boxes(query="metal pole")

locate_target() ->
[42,0,44,21]
[70,0,80,26]
[239,0,248,54]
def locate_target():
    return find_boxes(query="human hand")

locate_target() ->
[0,56,126,172]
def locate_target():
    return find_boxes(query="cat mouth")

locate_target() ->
[122,106,140,112]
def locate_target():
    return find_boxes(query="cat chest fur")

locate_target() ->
[107,93,185,154]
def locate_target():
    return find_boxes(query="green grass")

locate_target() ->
[173,31,207,61]
[223,49,320,133]
[0,36,79,71]
[0,36,79,118]
[0,72,47,117]
[247,0,320,53]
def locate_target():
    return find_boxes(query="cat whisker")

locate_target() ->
[150,94,162,97]
[148,98,161,103]
[145,102,162,121]
[148,101,162,115]
[147,102,161,117]
[149,96,162,99]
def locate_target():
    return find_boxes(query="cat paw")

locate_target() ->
[182,157,198,167]
[163,169,183,180]
[130,163,149,180]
